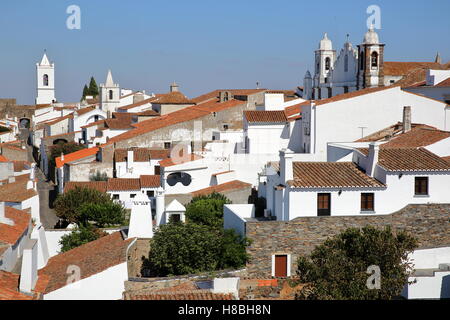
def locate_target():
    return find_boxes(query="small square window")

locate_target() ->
[130,194,136,199]
[361,193,374,212]
[164,142,171,149]
[415,177,429,196]
[147,190,155,197]
[112,194,119,200]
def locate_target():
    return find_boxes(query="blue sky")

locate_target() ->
[0,0,449,104]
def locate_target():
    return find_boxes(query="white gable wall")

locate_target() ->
[43,262,128,300]
[304,87,448,161]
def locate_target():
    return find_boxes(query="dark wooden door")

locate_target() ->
[317,193,331,216]
[275,255,287,277]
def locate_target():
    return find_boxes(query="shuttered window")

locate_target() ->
[361,193,374,211]
[415,177,428,195]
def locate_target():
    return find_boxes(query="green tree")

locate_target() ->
[185,192,231,228]
[59,225,107,252]
[81,84,89,101]
[88,76,99,98]
[78,202,125,227]
[54,186,121,225]
[145,222,249,277]
[295,226,418,300]
[49,141,85,168]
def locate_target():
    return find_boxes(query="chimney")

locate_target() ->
[8,176,15,183]
[128,192,153,239]
[155,191,165,227]
[19,239,38,294]
[279,149,294,182]
[366,142,379,177]
[402,106,411,133]
[60,152,64,161]
[127,149,134,170]
[170,82,179,93]
[29,163,36,181]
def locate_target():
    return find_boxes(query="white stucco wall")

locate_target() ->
[223,204,254,237]
[246,124,289,155]
[43,262,128,300]
[302,87,449,161]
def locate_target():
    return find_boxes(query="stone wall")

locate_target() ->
[127,238,151,278]
[245,204,450,278]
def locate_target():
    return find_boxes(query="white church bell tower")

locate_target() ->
[100,70,120,114]
[36,52,56,105]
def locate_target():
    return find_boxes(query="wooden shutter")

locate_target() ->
[317,193,331,216]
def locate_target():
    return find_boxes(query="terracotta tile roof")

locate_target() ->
[38,232,133,294]
[64,181,108,193]
[105,117,134,130]
[288,162,385,189]
[191,180,252,197]
[0,179,37,202]
[313,86,396,106]
[43,113,73,126]
[192,98,244,113]
[356,122,436,142]
[380,127,450,148]
[104,98,245,146]
[137,109,160,116]
[114,148,170,162]
[139,175,161,188]
[151,91,195,105]
[244,110,287,123]
[384,62,443,76]
[75,106,96,116]
[159,154,202,167]
[0,155,8,161]
[212,170,233,176]
[0,207,31,245]
[435,77,450,87]
[107,178,141,191]
[55,147,98,168]
[442,156,450,164]
[284,103,303,117]
[357,148,450,172]
[123,290,234,300]
[191,89,266,104]
[11,160,31,172]
[80,119,105,129]
[0,271,34,300]
[117,97,156,111]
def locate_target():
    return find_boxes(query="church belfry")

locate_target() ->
[357,26,385,89]
[313,33,336,86]
[99,70,120,114]
[36,52,56,105]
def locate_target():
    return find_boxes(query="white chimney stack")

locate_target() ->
[19,239,38,295]
[279,149,294,182]
[403,106,412,133]
[29,163,36,181]
[155,190,165,226]
[60,152,64,161]
[128,192,153,239]
[367,142,380,178]
[127,149,134,171]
